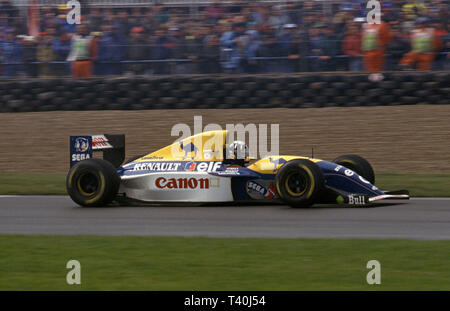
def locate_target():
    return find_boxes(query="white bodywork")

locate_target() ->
[119,172,234,202]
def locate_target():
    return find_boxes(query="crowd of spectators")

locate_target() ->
[0,0,448,77]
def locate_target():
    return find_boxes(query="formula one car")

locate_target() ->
[67,130,409,208]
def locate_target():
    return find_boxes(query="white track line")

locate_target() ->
[0,195,449,200]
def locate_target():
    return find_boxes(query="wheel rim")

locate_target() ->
[285,171,309,197]
[77,172,99,196]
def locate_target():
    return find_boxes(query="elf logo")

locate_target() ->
[155,177,210,189]
[185,162,196,171]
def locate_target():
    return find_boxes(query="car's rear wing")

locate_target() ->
[70,134,125,168]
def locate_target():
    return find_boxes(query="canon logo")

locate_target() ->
[155,177,210,189]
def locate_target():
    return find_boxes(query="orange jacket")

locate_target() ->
[362,22,392,50]
[343,34,361,56]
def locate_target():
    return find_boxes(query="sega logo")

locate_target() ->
[72,153,91,162]
[74,137,89,152]
[155,177,210,189]
[246,181,276,199]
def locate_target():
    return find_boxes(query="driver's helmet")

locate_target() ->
[226,140,249,163]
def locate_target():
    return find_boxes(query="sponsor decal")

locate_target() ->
[71,153,90,162]
[74,137,89,152]
[222,167,241,175]
[372,185,379,191]
[192,161,222,172]
[133,162,182,171]
[91,135,113,150]
[246,180,276,199]
[185,162,197,171]
[143,156,163,160]
[344,169,354,177]
[334,165,342,172]
[359,175,371,184]
[155,177,216,189]
[348,194,366,205]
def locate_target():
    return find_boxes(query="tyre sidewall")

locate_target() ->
[275,159,324,208]
[67,159,120,207]
[333,154,375,184]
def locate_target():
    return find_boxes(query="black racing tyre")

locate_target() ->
[275,159,324,208]
[66,158,120,207]
[333,154,375,184]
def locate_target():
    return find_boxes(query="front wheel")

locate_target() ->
[275,159,324,208]
[333,154,375,184]
[66,158,120,207]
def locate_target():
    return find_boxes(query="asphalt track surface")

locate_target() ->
[0,196,449,240]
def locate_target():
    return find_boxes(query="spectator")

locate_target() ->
[0,29,22,77]
[109,25,127,75]
[53,32,71,76]
[0,1,447,77]
[220,22,248,73]
[21,35,38,77]
[309,23,338,72]
[243,25,261,73]
[127,27,148,75]
[168,26,187,74]
[129,7,144,29]
[399,17,442,70]
[278,24,300,73]
[114,10,131,37]
[183,26,203,74]
[386,23,410,70]
[228,0,243,14]
[402,0,428,20]
[206,0,225,23]
[94,26,113,76]
[36,30,55,76]
[268,5,291,35]
[200,34,221,73]
[67,24,95,78]
[259,29,281,73]
[0,0,18,26]
[430,19,448,70]
[342,23,362,71]
[151,28,171,74]
[55,4,76,35]
[87,7,104,32]
[361,19,392,72]
[154,5,169,25]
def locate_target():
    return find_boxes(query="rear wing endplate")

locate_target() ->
[70,134,125,168]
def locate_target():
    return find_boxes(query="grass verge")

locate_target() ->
[0,235,448,290]
[0,173,449,197]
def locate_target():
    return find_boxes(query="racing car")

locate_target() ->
[66,130,409,208]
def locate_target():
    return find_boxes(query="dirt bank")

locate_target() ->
[0,105,449,173]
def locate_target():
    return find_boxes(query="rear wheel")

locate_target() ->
[333,154,375,184]
[66,158,120,207]
[275,159,324,208]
